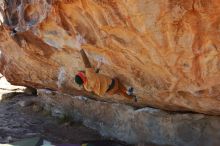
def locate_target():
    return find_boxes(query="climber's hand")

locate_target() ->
[76,36,86,50]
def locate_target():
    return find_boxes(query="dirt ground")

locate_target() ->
[0,93,106,144]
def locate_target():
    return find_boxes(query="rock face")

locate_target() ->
[38,89,220,146]
[0,0,220,115]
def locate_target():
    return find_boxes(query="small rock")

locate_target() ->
[18,100,33,107]
[1,92,18,101]
[51,108,65,118]
[25,132,39,137]
[32,104,43,112]
[62,122,71,127]
[23,87,37,95]
[6,136,12,143]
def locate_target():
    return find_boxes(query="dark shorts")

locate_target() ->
[106,79,115,92]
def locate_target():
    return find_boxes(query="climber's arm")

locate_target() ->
[80,49,92,68]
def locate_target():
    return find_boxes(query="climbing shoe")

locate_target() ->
[127,87,134,96]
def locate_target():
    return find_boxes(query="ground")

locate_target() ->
[0,93,109,144]
[0,75,127,145]
[0,75,163,146]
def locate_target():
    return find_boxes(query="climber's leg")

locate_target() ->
[106,78,138,102]
[117,80,134,100]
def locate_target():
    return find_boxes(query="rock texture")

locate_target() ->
[0,0,220,115]
[0,94,103,144]
[38,89,220,146]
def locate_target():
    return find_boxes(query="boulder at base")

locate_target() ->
[38,89,220,146]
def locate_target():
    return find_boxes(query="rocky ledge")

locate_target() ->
[38,89,220,146]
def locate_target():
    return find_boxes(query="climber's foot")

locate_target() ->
[127,87,134,96]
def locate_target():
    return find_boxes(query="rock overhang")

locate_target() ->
[0,0,220,115]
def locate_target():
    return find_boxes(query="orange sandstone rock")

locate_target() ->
[0,0,220,115]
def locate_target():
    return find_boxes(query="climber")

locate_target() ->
[74,49,137,102]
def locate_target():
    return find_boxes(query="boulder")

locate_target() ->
[38,89,220,146]
[0,0,220,115]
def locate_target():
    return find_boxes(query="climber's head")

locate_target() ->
[75,71,86,86]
